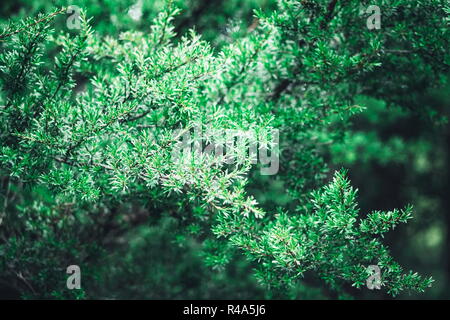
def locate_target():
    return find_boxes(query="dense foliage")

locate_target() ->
[0,0,448,299]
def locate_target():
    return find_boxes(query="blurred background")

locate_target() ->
[0,0,448,299]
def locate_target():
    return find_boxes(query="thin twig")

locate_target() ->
[0,8,66,40]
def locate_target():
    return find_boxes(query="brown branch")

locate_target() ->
[0,8,66,40]
[269,0,340,101]
[321,0,339,30]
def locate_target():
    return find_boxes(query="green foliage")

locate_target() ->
[0,0,448,299]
